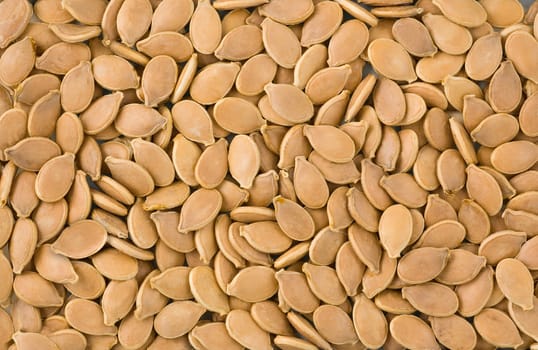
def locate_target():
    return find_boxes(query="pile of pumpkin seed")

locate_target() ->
[1,0,538,348]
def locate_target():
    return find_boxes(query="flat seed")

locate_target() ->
[131,138,175,187]
[77,136,102,181]
[65,261,105,299]
[273,196,315,241]
[261,18,301,69]
[275,270,319,314]
[436,148,466,193]
[455,265,494,317]
[189,265,229,314]
[191,322,243,350]
[353,294,388,348]
[433,0,487,27]
[143,182,190,211]
[287,311,332,350]
[105,157,155,197]
[190,62,239,105]
[116,0,152,46]
[436,248,486,285]
[496,258,534,310]
[372,77,406,126]
[335,241,365,296]
[52,220,107,259]
[301,1,343,46]
[305,65,351,105]
[488,60,522,113]
[416,52,465,84]
[375,289,415,314]
[227,266,277,302]
[313,304,357,345]
[101,279,138,325]
[414,219,466,249]
[375,126,401,172]
[154,301,205,338]
[303,125,355,164]
[311,151,360,186]
[309,226,346,266]
[247,170,279,207]
[328,19,368,66]
[36,42,91,74]
[0,109,27,161]
[239,221,292,254]
[0,36,35,87]
[397,247,449,284]
[505,31,538,84]
[392,17,437,57]
[465,33,502,80]
[315,90,351,126]
[390,315,440,349]
[293,44,328,90]
[478,230,527,265]
[35,153,75,203]
[399,93,427,126]
[491,140,538,174]
[134,270,168,319]
[474,308,523,348]
[348,223,382,273]
[141,55,178,107]
[92,248,138,280]
[303,263,347,305]
[55,112,84,155]
[368,38,417,82]
[34,244,77,284]
[150,211,195,253]
[274,336,317,350]
[9,218,37,274]
[0,0,32,49]
[430,315,477,350]
[115,104,166,138]
[423,14,472,55]
[92,55,138,90]
[449,117,478,164]
[362,251,397,298]
[380,173,428,208]
[228,135,260,189]
[150,0,193,34]
[402,282,459,316]
[466,164,503,216]
[258,0,313,25]
[226,309,272,350]
[13,272,63,307]
[27,90,61,138]
[10,171,39,218]
[136,32,193,62]
[509,296,538,342]
[13,332,59,350]
[379,204,412,258]
[292,156,328,209]
[480,0,525,27]
[150,267,192,300]
[190,0,222,54]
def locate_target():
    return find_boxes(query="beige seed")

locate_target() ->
[458,199,491,244]
[519,92,538,137]
[380,173,428,208]
[335,242,365,296]
[465,164,503,216]
[13,271,63,307]
[141,55,178,107]
[455,265,494,317]
[496,258,534,310]
[287,311,332,350]
[303,263,347,305]
[149,0,193,35]
[105,157,155,197]
[353,294,388,348]
[398,247,449,284]
[273,196,315,241]
[9,218,37,274]
[305,65,351,105]
[190,0,221,54]
[436,248,486,285]
[226,309,272,350]
[392,17,437,57]
[13,332,59,350]
[190,62,239,105]
[151,267,192,300]
[154,301,205,339]
[474,308,524,348]
[227,135,260,189]
[390,315,440,349]
[488,60,522,114]
[273,336,317,350]
[0,0,32,49]
[136,32,193,62]
[433,0,487,27]
[423,13,472,55]
[101,279,138,326]
[368,38,417,82]
[0,36,35,87]
[55,112,84,155]
[293,44,328,90]
[430,315,477,350]
[348,223,382,273]
[0,109,27,161]
[27,90,61,138]
[465,32,502,81]
[362,251,397,298]
[261,18,301,69]
[275,270,319,314]
[239,221,292,254]
[505,31,538,84]
[134,270,168,319]
[227,266,277,302]
[378,204,412,258]
[478,230,527,265]
[258,0,313,25]
[131,138,175,187]
[375,289,415,314]
[301,1,343,46]
[116,0,152,46]
[491,140,538,175]
[416,52,465,84]
[313,304,358,345]
[65,171,91,224]
[52,219,106,259]
[190,322,243,350]
[92,54,138,90]
[35,153,75,203]
[414,219,466,249]
[328,19,369,66]
[480,0,525,27]
[508,296,538,343]
[65,261,106,300]
[34,244,77,284]
[151,211,195,253]
[402,282,459,316]
[9,171,39,218]
[189,265,229,314]
[92,248,138,280]
[303,125,355,163]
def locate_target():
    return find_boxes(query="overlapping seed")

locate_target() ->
[0,1,537,349]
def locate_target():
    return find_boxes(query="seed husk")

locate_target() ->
[226,309,272,350]
[300,1,343,47]
[398,247,449,284]
[474,308,524,348]
[390,314,441,350]
[353,293,388,348]
[154,301,205,339]
[496,258,535,310]
[275,270,319,314]
[261,18,301,69]
[368,38,417,82]
[313,304,358,345]
[227,266,277,302]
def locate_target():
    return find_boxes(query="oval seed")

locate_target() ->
[304,125,355,163]
[496,258,534,310]
[35,153,75,203]
[368,38,417,82]
[309,226,346,266]
[455,266,494,317]
[0,36,35,87]
[9,171,39,218]
[92,55,138,90]
[273,196,315,241]
[305,65,351,105]
[275,270,319,314]
[336,242,365,296]
[0,0,32,49]
[258,0,313,25]
[328,20,368,67]
[390,315,440,350]
[136,32,193,62]
[13,332,59,350]
[92,248,138,280]
[190,62,239,105]
[292,156,328,209]
[141,55,178,107]
[508,296,538,343]
[105,157,155,197]
[27,90,61,138]
[478,230,527,265]
[240,221,292,254]
[303,263,347,305]
[414,219,466,249]
[131,138,174,187]
[422,14,472,55]
[505,31,538,84]
[301,1,343,47]
[378,204,412,258]
[398,247,449,284]
[191,322,243,350]
[228,135,260,189]
[402,282,459,316]
[227,266,277,303]
[115,104,166,138]
[9,218,37,274]
[465,32,502,81]
[392,17,437,57]
[101,279,138,326]
[380,173,428,208]
[13,271,63,307]
[474,308,523,348]
[154,301,205,338]
[480,0,524,27]
[261,18,301,69]
[52,220,107,259]
[491,140,538,175]
[189,265,229,314]
[488,60,522,114]
[190,0,221,54]
[430,315,477,350]
[34,244,77,284]
[353,294,388,349]
[433,0,487,27]
[313,304,357,345]
[116,0,152,46]
[226,309,272,350]
[466,164,503,215]
[293,44,328,90]
[436,148,466,193]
